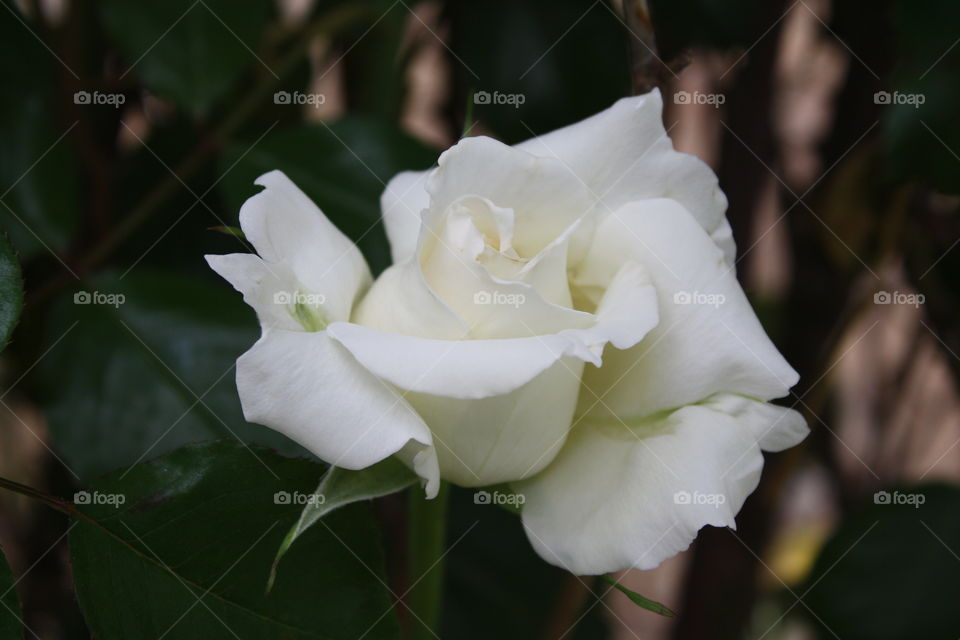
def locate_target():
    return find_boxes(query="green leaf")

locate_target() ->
[337,1,407,120]
[649,0,774,57]
[804,483,960,640]
[883,0,960,193]
[100,0,272,115]
[0,233,22,350]
[448,0,630,144]
[218,117,437,274]
[442,486,611,639]
[69,440,399,640]
[0,544,24,638]
[41,270,306,480]
[0,0,78,258]
[600,575,675,617]
[268,457,417,592]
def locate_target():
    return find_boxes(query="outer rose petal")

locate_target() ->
[516,395,807,575]
[701,393,808,452]
[515,89,732,261]
[407,357,584,487]
[205,253,301,331]
[382,170,430,265]
[237,170,371,323]
[577,198,798,421]
[236,328,439,497]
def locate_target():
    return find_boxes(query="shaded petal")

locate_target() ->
[701,394,808,452]
[577,198,798,421]
[382,169,431,264]
[205,253,301,331]
[709,217,737,266]
[407,357,584,487]
[396,440,440,499]
[413,203,593,340]
[333,259,658,400]
[518,396,800,575]
[236,329,438,495]
[327,323,592,399]
[515,90,730,257]
[427,136,593,258]
[238,170,371,322]
[353,258,468,339]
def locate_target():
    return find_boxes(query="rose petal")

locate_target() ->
[205,253,301,331]
[236,328,438,496]
[237,170,371,322]
[427,136,593,258]
[335,257,658,400]
[577,198,798,421]
[406,357,584,486]
[517,395,804,575]
[382,169,431,264]
[416,203,593,339]
[515,89,731,260]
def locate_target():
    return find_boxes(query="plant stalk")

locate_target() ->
[406,481,449,640]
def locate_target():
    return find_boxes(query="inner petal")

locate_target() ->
[415,201,592,340]
[427,136,594,258]
[449,195,516,255]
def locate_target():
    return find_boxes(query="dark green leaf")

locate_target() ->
[442,486,610,639]
[600,575,674,617]
[41,270,305,480]
[338,2,407,119]
[883,0,960,193]
[100,0,272,115]
[448,0,630,144]
[70,440,398,639]
[218,118,437,274]
[0,0,79,258]
[0,233,22,350]
[804,483,960,640]
[649,0,773,57]
[269,457,417,592]
[0,544,23,638]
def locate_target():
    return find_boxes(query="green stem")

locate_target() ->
[0,475,76,516]
[406,481,449,639]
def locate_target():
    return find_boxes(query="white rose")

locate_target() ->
[207,89,807,575]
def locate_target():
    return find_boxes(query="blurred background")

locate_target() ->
[1,0,959,638]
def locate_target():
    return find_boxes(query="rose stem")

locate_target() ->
[405,480,450,639]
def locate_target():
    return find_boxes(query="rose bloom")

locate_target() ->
[207,89,807,575]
